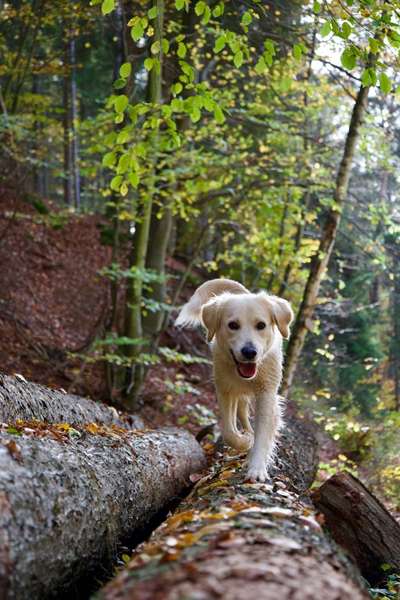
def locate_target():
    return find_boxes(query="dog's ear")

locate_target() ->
[259,293,294,339]
[201,298,221,342]
[269,295,294,339]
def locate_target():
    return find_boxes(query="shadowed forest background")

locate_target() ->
[0,1,399,592]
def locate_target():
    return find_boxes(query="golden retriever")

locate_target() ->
[175,278,293,482]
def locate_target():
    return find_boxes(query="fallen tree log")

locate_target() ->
[0,421,205,599]
[99,414,369,600]
[0,373,143,428]
[312,471,400,584]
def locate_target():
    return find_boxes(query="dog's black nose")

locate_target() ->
[241,344,257,360]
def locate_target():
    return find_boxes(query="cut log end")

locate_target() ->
[312,472,400,584]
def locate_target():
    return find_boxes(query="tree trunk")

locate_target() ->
[63,39,73,207]
[143,204,173,337]
[99,412,369,600]
[143,5,196,339]
[281,82,370,397]
[123,0,164,407]
[0,376,205,600]
[312,472,400,584]
[69,37,81,210]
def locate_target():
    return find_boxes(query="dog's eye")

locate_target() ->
[256,321,266,330]
[228,321,240,330]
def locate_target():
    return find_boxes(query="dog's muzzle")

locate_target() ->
[230,350,257,379]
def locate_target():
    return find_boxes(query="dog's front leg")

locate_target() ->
[246,392,281,482]
[217,392,253,452]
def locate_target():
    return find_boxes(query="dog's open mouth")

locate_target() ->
[231,351,257,379]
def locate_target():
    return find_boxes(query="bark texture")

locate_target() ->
[0,373,143,429]
[0,425,205,600]
[312,472,400,583]
[100,413,369,600]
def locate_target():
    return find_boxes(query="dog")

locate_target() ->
[175,278,293,482]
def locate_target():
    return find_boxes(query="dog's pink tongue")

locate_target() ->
[238,362,256,378]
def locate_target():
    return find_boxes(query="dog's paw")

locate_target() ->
[224,431,253,453]
[238,432,254,452]
[246,461,269,483]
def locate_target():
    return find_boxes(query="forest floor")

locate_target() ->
[0,190,216,434]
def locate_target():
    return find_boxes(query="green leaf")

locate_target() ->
[110,175,123,191]
[116,130,130,144]
[213,3,224,17]
[340,47,356,70]
[195,1,205,16]
[172,82,183,95]
[255,56,266,74]
[144,57,154,71]
[214,35,226,53]
[102,152,116,167]
[379,72,392,94]
[241,11,252,26]
[129,172,139,188]
[233,50,244,68]
[131,22,144,42]
[361,67,376,87]
[369,37,380,53]
[148,6,157,19]
[119,62,131,78]
[313,1,321,13]
[151,40,161,54]
[175,0,184,8]
[113,78,127,89]
[320,22,331,37]
[190,107,201,123]
[293,44,303,60]
[177,42,186,58]
[214,105,225,124]
[101,0,115,15]
[115,95,128,113]
[341,22,352,39]
[162,39,169,54]
[201,5,211,24]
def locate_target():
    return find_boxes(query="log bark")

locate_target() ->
[0,373,143,429]
[99,413,369,600]
[0,424,205,600]
[312,471,400,584]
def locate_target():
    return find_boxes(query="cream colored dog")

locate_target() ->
[175,278,293,482]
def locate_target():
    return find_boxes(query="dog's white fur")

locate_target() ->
[175,278,293,482]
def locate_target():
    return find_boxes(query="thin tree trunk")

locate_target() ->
[281,82,370,397]
[123,0,164,408]
[63,40,73,206]
[268,191,289,291]
[32,73,44,196]
[69,37,81,209]
[143,4,196,339]
[143,204,173,336]
[392,259,400,410]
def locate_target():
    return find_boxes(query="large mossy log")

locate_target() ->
[312,472,400,584]
[0,375,206,600]
[100,414,369,600]
[0,373,143,428]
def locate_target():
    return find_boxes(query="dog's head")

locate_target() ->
[201,292,293,380]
